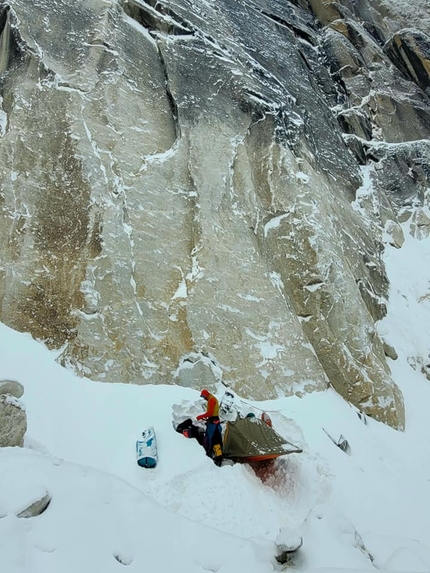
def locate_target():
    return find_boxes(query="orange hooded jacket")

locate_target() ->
[196,393,219,421]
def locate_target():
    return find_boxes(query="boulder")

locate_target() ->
[0,395,27,447]
[0,380,24,399]
[384,220,405,249]
[410,208,430,240]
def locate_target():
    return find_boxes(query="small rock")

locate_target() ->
[337,435,351,454]
[114,554,133,566]
[383,340,398,361]
[275,525,303,564]
[17,491,51,518]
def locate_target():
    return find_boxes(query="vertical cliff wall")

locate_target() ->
[1,0,430,428]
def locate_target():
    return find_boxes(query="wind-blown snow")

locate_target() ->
[1,221,430,572]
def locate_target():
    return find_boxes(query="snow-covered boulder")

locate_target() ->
[0,395,27,447]
[297,506,375,570]
[275,525,303,564]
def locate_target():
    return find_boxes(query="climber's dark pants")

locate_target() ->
[204,417,223,465]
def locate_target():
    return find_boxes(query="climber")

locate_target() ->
[197,389,223,466]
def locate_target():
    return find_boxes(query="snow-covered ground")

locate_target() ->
[1,218,430,573]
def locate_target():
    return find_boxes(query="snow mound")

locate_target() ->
[0,448,274,573]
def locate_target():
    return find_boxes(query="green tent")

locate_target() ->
[223,417,302,462]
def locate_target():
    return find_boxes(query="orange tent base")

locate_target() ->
[235,453,284,463]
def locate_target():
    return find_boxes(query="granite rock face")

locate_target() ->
[1,0,429,428]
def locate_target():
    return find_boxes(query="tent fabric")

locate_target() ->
[222,417,302,462]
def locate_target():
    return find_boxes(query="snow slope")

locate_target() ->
[1,222,430,572]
